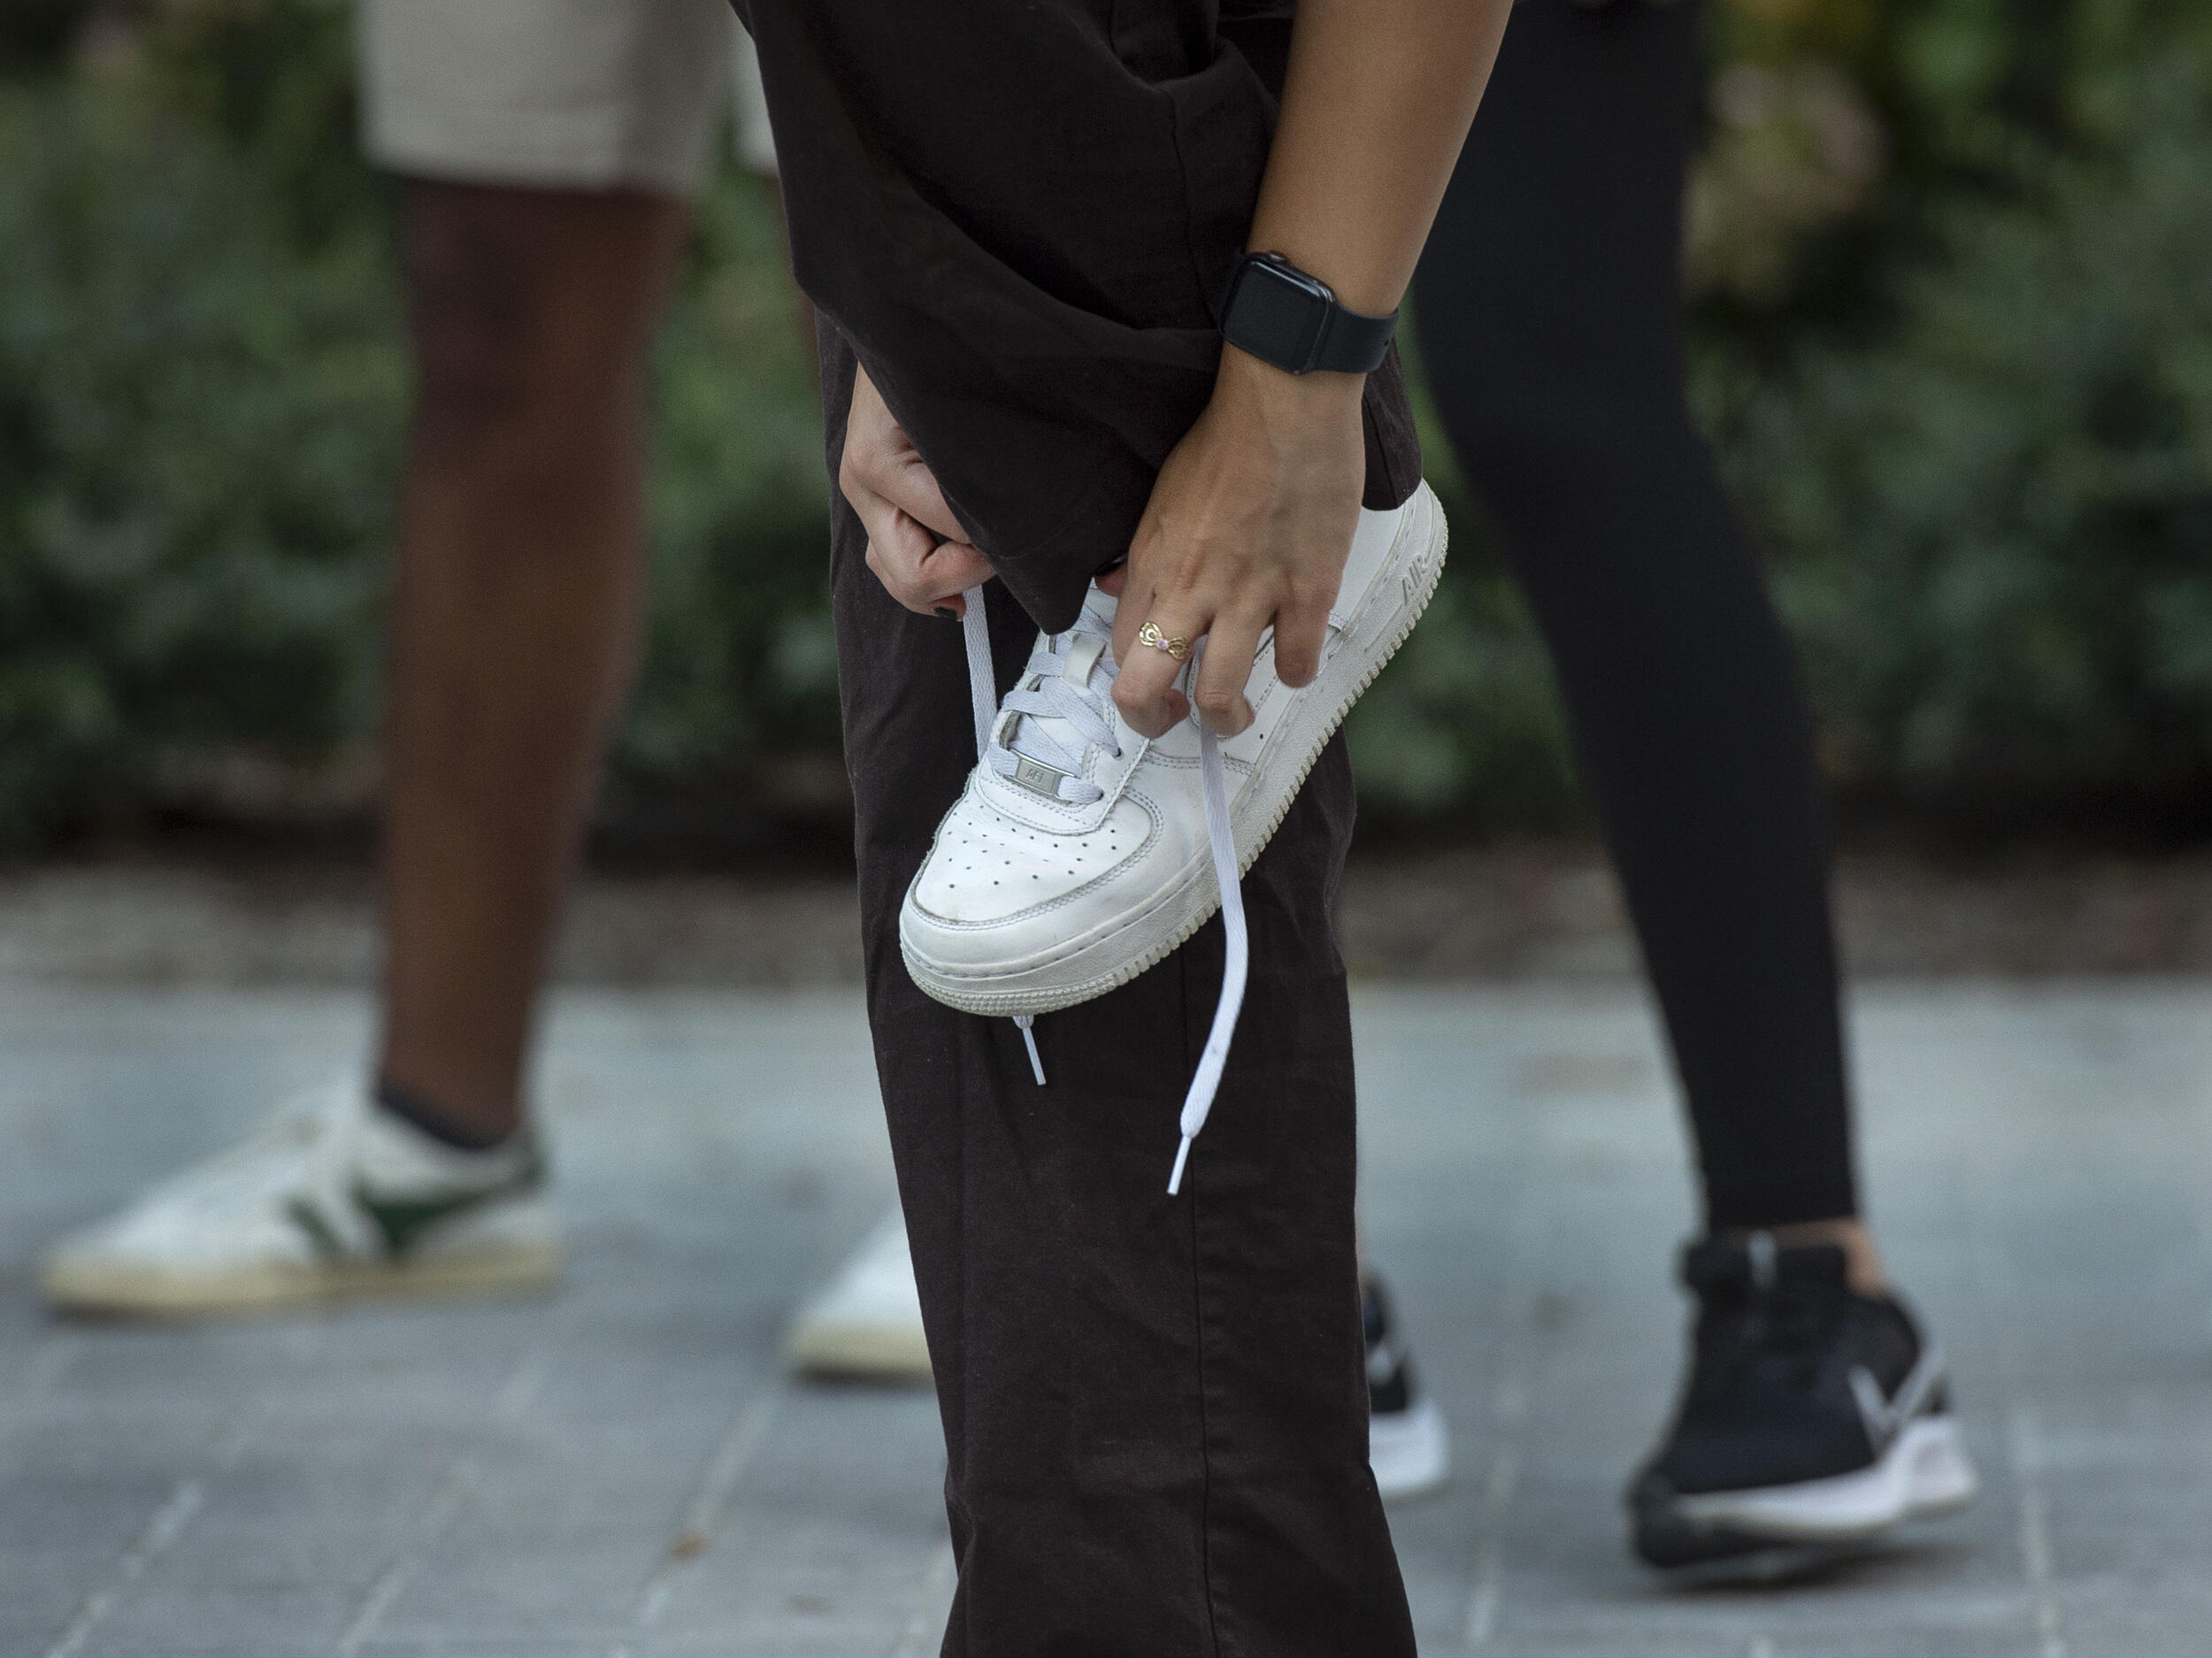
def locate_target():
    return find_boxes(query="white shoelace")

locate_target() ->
[959,585,1248,1194]
[972,595,1123,802]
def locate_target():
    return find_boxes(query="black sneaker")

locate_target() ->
[1364,1276,1450,1501]
[1629,1233,1978,1570]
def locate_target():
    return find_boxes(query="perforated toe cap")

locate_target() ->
[909,792,1154,931]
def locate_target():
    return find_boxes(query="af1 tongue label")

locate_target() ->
[1012,755,1072,798]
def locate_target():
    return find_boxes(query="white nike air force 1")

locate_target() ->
[900,480,1448,1018]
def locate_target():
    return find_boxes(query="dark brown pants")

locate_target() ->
[749,0,1425,1647]
[826,333,1412,1656]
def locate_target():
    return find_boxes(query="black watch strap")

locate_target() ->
[1217,251,1397,376]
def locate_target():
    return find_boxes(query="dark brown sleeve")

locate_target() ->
[749,0,1420,631]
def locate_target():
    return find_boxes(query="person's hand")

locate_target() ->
[1110,347,1365,738]
[840,362,994,616]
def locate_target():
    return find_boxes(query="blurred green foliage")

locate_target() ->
[0,0,829,849]
[1356,0,2212,832]
[0,27,398,841]
[4,0,2212,848]
[1683,0,2212,822]
[1706,58,2212,810]
[0,3,96,76]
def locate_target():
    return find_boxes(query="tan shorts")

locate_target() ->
[357,0,774,198]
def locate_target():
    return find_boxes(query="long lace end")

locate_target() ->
[960,587,1053,1092]
[1163,649,1248,1199]
[1166,1133,1194,1196]
[1013,1013,1046,1086]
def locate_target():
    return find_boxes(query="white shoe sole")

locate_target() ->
[41,1239,562,1320]
[902,484,1448,1017]
[1671,1416,1980,1542]
[1371,1396,1452,1502]
[786,1317,934,1383]
[785,1216,935,1384]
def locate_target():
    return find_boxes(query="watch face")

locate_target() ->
[1233,260,1328,368]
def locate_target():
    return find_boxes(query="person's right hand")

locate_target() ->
[840,362,994,617]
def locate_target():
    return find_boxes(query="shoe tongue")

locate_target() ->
[1002,595,1118,771]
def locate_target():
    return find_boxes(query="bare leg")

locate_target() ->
[376,180,687,1142]
[1762,1217,1885,1294]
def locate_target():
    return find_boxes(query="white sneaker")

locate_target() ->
[785,1211,933,1382]
[41,1079,560,1318]
[900,480,1446,1017]
[1366,1277,1452,1501]
[1371,1396,1453,1503]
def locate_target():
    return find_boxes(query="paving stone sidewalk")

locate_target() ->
[20,845,2212,988]
[4,981,2209,1655]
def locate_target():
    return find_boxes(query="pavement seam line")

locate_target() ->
[29,1321,297,1658]
[615,1377,790,1653]
[1960,1095,2071,1658]
[1462,1117,1544,1652]
[330,1336,546,1655]
[2007,1407,2069,1658]
[40,1478,204,1658]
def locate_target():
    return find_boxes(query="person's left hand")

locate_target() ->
[1110,347,1366,739]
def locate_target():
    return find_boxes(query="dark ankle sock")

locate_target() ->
[373,1077,516,1154]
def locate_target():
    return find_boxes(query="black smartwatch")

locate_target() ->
[1217,251,1397,376]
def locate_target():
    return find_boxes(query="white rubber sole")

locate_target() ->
[1371,1396,1452,1502]
[786,1317,935,1383]
[1671,1416,1980,1542]
[41,1239,562,1321]
[784,1214,935,1383]
[902,484,1448,1017]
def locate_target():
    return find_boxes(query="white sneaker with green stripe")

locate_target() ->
[40,1078,559,1318]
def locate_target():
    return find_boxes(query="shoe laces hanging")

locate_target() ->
[956,586,1248,1191]
[1164,636,1248,1196]
[976,595,1123,803]
[961,588,1047,1086]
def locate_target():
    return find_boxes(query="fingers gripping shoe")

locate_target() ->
[40,1079,559,1318]
[900,482,1446,1017]
[899,482,1446,1187]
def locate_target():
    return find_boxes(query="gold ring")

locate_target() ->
[1136,620,1193,663]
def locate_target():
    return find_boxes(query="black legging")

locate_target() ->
[1413,0,1857,1230]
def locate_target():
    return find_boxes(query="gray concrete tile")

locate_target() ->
[4,983,2212,1654]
